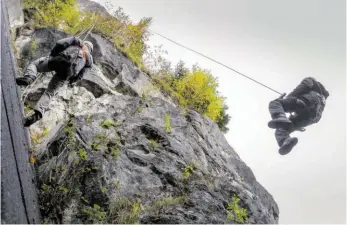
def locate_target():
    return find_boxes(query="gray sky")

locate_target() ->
[94,0,346,223]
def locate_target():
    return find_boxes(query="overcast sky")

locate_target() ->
[94,0,346,223]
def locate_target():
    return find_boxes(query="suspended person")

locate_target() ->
[16,36,94,127]
[267,77,329,155]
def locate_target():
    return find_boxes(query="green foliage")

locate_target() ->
[24,0,80,31]
[77,148,88,160]
[227,195,248,223]
[64,117,77,148]
[100,186,108,193]
[99,119,116,129]
[58,186,69,193]
[64,118,76,138]
[106,198,142,224]
[182,161,200,180]
[148,139,158,151]
[146,195,187,212]
[173,66,224,121]
[82,8,152,67]
[137,107,143,113]
[164,113,172,133]
[41,184,51,192]
[42,127,49,137]
[182,164,194,180]
[216,104,231,133]
[24,104,34,115]
[82,204,106,223]
[110,147,121,160]
[91,133,107,151]
[174,60,189,78]
[152,63,230,131]
[30,127,49,145]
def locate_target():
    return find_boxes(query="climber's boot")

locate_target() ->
[268,117,292,129]
[16,75,36,87]
[279,137,298,155]
[23,110,42,127]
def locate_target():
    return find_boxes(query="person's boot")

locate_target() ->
[268,116,292,129]
[279,137,298,155]
[23,110,42,127]
[16,75,36,87]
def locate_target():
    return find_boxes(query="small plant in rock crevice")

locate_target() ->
[164,113,172,133]
[148,139,158,151]
[30,127,50,145]
[77,148,88,161]
[137,107,143,113]
[227,195,249,223]
[106,198,142,224]
[99,119,117,129]
[82,204,106,223]
[182,161,200,180]
[58,186,69,193]
[24,104,34,115]
[146,195,187,213]
[100,186,108,193]
[106,146,121,160]
[91,132,108,151]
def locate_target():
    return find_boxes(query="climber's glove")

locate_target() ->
[68,75,80,88]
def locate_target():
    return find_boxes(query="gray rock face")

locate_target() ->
[15,20,279,225]
[4,0,24,27]
[32,96,279,224]
[76,0,110,16]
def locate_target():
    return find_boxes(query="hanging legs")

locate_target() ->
[268,96,307,155]
[16,56,52,86]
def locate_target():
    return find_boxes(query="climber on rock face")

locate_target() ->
[268,77,329,155]
[16,36,94,127]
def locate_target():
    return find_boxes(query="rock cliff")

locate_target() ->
[13,2,280,223]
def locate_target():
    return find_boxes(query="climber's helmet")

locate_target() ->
[83,41,94,53]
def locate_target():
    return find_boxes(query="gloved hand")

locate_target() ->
[68,76,80,88]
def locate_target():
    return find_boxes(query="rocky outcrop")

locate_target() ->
[14,4,279,223]
[77,0,110,16]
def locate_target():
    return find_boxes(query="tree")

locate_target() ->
[216,104,231,133]
[174,60,189,79]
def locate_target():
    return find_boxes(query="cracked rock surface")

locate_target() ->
[16,20,279,224]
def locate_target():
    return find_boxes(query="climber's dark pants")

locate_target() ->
[269,97,311,146]
[25,56,73,116]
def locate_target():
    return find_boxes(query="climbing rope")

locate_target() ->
[148,29,284,96]
[75,25,92,39]
[76,14,97,41]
